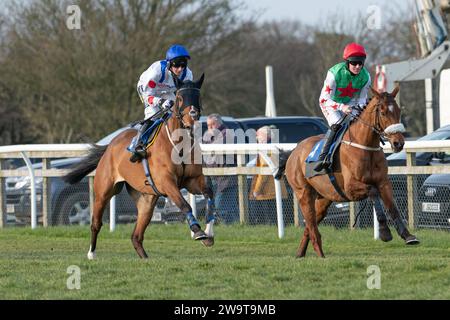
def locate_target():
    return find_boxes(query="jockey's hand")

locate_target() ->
[341,104,352,114]
[161,99,174,111]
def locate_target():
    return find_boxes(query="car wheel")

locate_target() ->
[57,192,90,225]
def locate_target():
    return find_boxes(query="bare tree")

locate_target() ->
[0,0,249,142]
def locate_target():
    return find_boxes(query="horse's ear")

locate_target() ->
[370,86,381,98]
[172,72,183,90]
[195,73,205,89]
[391,84,400,98]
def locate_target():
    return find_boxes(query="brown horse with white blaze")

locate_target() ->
[63,74,216,259]
[275,86,419,258]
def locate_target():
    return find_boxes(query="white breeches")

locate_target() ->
[323,110,345,126]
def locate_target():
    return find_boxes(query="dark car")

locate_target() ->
[417,174,450,229]
[237,116,328,143]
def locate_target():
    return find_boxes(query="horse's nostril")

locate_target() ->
[394,141,404,149]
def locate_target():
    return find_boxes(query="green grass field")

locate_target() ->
[0,224,449,300]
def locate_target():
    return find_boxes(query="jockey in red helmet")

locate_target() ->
[314,42,371,171]
[128,44,193,162]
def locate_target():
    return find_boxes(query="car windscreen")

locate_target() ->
[241,121,325,143]
[417,130,450,141]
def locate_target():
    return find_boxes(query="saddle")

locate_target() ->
[305,117,351,179]
[139,119,164,151]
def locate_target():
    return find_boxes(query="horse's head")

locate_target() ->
[368,85,405,153]
[172,73,204,132]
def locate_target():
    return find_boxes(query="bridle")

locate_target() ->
[350,97,405,141]
[163,86,202,155]
[174,87,202,131]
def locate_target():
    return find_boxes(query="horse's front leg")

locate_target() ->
[161,177,208,241]
[183,175,215,247]
[378,181,420,245]
[368,187,393,242]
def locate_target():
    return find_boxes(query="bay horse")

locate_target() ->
[63,74,216,259]
[275,86,419,258]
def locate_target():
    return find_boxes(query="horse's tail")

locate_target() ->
[274,149,293,180]
[63,144,108,184]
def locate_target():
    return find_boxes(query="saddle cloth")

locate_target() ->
[304,117,351,178]
[141,120,164,150]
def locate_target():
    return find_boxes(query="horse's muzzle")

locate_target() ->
[388,134,405,153]
[392,140,404,153]
[189,107,200,121]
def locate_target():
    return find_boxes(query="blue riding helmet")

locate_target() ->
[166,44,190,61]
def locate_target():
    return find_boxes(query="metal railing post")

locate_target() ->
[21,152,37,229]
[189,193,197,218]
[42,158,50,227]
[0,160,5,228]
[109,196,116,232]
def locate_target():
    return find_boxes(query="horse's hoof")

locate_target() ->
[379,230,393,242]
[193,230,208,241]
[87,251,96,260]
[201,237,214,247]
[405,235,420,245]
[379,227,392,242]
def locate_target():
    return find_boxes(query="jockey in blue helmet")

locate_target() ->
[128,44,193,162]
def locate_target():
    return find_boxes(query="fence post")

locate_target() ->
[21,152,37,229]
[42,158,50,227]
[349,202,355,229]
[237,154,248,224]
[406,152,416,230]
[293,193,300,227]
[109,196,116,232]
[0,160,5,228]
[189,193,197,218]
[373,207,379,239]
[274,178,285,239]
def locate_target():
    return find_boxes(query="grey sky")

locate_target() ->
[241,0,411,25]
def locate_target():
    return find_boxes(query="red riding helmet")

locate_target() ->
[343,43,367,61]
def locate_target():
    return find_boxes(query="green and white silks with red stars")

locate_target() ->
[319,62,371,126]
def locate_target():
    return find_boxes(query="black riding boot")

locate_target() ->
[129,121,151,163]
[314,123,341,171]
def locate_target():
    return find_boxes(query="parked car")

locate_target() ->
[237,116,328,143]
[417,174,450,229]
